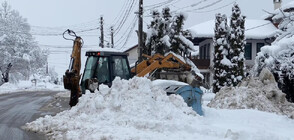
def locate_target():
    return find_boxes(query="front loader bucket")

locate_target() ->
[63,71,81,107]
[63,72,80,90]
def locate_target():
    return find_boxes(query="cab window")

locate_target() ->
[112,56,130,79]
[95,57,110,83]
[82,56,97,82]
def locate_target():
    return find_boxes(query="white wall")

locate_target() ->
[126,47,138,65]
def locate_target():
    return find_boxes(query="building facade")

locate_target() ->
[188,19,278,87]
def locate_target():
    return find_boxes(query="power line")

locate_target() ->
[184,0,237,13]
[111,0,133,27]
[31,27,100,36]
[113,0,137,36]
[115,16,138,50]
[144,0,179,10]
[245,22,272,31]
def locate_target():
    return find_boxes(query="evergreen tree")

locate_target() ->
[145,9,170,55]
[169,13,195,57]
[145,8,195,57]
[229,3,246,86]
[213,13,232,93]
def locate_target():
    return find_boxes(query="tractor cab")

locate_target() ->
[81,51,132,94]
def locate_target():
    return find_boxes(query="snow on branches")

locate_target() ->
[229,3,246,86]
[213,3,245,93]
[213,13,232,93]
[254,7,294,102]
[145,7,194,57]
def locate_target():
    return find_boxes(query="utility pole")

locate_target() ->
[46,61,48,75]
[137,0,143,62]
[99,16,104,48]
[110,26,114,48]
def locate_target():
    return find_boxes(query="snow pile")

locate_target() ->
[208,68,294,119]
[25,77,294,140]
[25,77,200,139]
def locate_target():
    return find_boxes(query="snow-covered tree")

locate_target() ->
[145,7,195,57]
[0,1,48,82]
[254,9,294,102]
[145,9,169,55]
[170,13,195,57]
[229,3,246,86]
[213,13,232,93]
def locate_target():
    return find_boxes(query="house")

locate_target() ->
[124,19,278,87]
[188,19,278,86]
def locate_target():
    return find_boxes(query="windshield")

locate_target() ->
[82,56,98,82]
[112,56,130,79]
[95,57,110,83]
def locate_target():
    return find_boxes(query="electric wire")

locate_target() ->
[113,0,137,36]
[183,0,237,13]
[115,16,138,50]
[111,0,133,28]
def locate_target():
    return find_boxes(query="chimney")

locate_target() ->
[274,0,282,10]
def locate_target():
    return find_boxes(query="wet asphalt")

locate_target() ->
[0,91,70,140]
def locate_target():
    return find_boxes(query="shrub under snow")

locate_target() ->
[208,68,294,119]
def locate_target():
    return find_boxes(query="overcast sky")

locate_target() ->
[2,0,293,49]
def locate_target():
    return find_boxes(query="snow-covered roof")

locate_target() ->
[188,19,278,40]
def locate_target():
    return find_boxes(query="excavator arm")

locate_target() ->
[63,29,83,107]
[131,53,191,77]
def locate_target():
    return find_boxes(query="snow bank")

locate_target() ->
[25,77,294,140]
[25,77,200,140]
[208,68,294,119]
[0,80,64,95]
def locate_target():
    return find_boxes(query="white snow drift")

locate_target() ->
[208,68,294,119]
[25,77,294,140]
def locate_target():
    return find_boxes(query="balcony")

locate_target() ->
[190,59,210,69]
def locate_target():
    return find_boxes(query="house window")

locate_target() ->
[256,43,264,54]
[245,43,252,60]
[199,43,210,59]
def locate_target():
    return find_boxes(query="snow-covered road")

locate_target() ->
[0,91,69,140]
